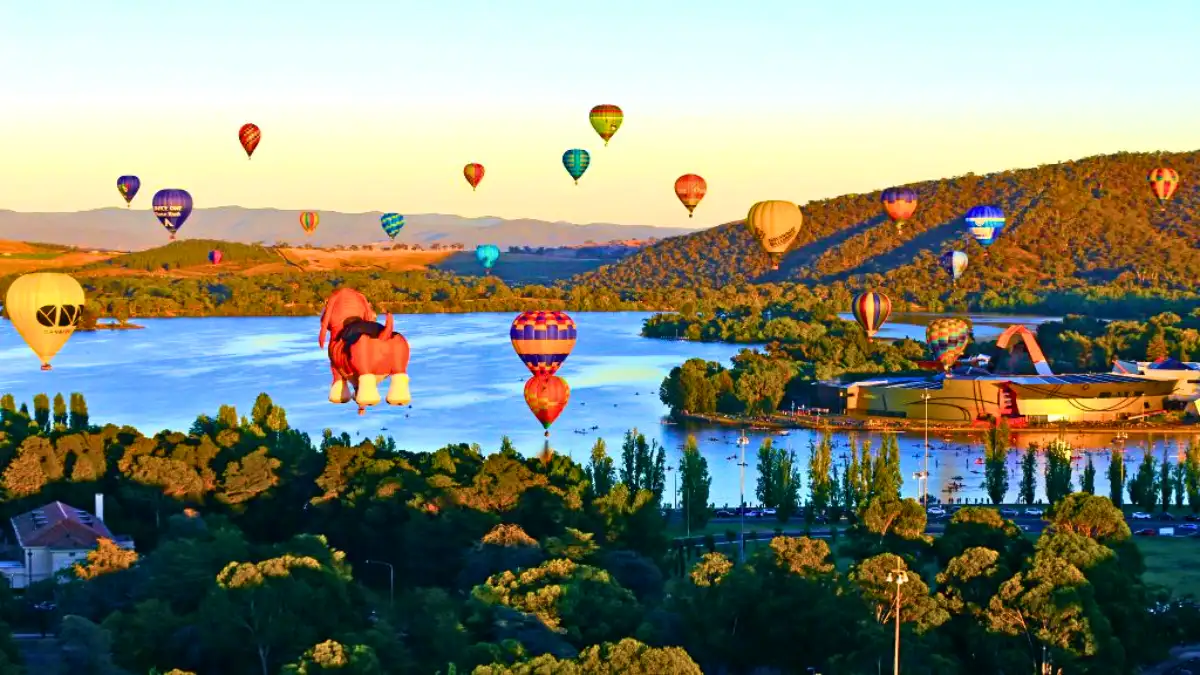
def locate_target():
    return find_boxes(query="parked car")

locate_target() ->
[1024,508,1044,517]
[1178,523,1199,532]
[927,507,946,517]
[714,509,736,518]
[761,508,777,517]
[1000,508,1019,517]
[1135,528,1157,536]
[1131,512,1152,520]
[1160,512,1177,520]
[1185,514,1200,522]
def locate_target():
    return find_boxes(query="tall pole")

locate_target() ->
[740,437,746,563]
[922,392,931,508]
[364,559,394,607]
[887,562,908,675]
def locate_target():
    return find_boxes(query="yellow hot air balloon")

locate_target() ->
[4,273,85,370]
[746,200,803,270]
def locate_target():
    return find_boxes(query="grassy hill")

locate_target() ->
[576,150,1200,308]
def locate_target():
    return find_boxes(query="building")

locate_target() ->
[2,495,134,589]
[1113,358,1200,399]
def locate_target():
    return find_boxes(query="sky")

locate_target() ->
[1,1,1198,228]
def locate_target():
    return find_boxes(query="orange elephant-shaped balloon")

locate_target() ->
[320,289,411,415]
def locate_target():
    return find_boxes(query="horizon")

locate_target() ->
[2,2,1198,228]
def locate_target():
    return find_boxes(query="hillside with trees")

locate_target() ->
[578,150,1200,310]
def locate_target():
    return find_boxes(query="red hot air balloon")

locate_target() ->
[525,373,570,436]
[1147,167,1179,211]
[464,163,485,191]
[239,123,261,159]
[209,250,223,265]
[674,174,707,218]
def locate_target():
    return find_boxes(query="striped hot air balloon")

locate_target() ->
[463,163,485,191]
[851,291,892,340]
[299,211,320,235]
[926,318,971,373]
[964,205,1004,248]
[238,123,261,159]
[525,373,570,436]
[1147,167,1179,211]
[562,149,590,185]
[380,213,405,240]
[674,174,707,218]
[510,311,577,376]
[940,251,968,284]
[880,187,918,232]
[589,104,623,146]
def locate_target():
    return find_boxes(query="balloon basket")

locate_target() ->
[544,431,550,438]
[40,364,51,371]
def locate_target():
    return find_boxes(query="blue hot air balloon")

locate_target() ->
[562,149,590,185]
[380,213,405,240]
[940,250,968,284]
[964,205,1004,248]
[152,189,193,240]
[116,176,140,207]
[476,245,500,274]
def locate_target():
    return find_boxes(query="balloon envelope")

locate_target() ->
[510,311,577,376]
[4,272,85,370]
[380,213,405,240]
[746,201,803,267]
[116,176,140,206]
[562,149,590,184]
[926,318,971,372]
[964,205,1004,248]
[152,189,193,238]
[300,212,320,235]
[674,174,707,217]
[589,104,624,146]
[525,374,570,433]
[239,123,261,158]
[940,251,968,282]
[464,163,485,190]
[851,291,892,338]
[881,187,918,225]
[209,250,223,265]
[476,244,500,269]
[1148,167,1179,204]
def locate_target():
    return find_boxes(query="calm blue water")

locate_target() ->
[0,311,1186,506]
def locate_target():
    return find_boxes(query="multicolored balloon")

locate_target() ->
[381,213,405,240]
[1147,167,1179,210]
[209,250,223,265]
[851,291,892,340]
[964,205,1004,248]
[510,311,577,376]
[746,200,803,270]
[299,212,320,235]
[4,272,85,371]
[525,373,570,436]
[239,123,261,159]
[152,189,193,240]
[116,176,140,208]
[562,149,590,185]
[589,105,624,146]
[926,318,971,373]
[464,163,485,191]
[881,187,918,231]
[940,250,968,284]
[476,245,500,273]
[674,174,707,218]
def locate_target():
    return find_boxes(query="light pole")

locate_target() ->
[730,431,750,563]
[364,559,394,607]
[886,562,909,675]
[921,391,932,508]
[666,466,678,511]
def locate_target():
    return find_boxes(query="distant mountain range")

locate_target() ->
[0,208,701,251]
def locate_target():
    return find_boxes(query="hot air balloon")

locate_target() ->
[1147,167,1179,211]
[964,205,1004,248]
[510,311,577,376]
[562,149,590,185]
[880,187,918,231]
[152,189,193,240]
[746,201,803,270]
[674,174,707,218]
[116,176,140,207]
[4,272,84,370]
[589,105,624,146]
[464,163,485,191]
[940,250,968,285]
[926,318,971,373]
[851,291,892,340]
[239,123,261,159]
[300,212,320,235]
[476,245,500,273]
[380,213,405,240]
[209,250,223,265]
[525,373,570,436]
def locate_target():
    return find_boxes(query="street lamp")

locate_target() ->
[921,391,932,508]
[886,563,909,675]
[729,431,750,563]
[666,466,678,511]
[363,559,394,607]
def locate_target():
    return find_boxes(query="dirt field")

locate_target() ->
[0,240,118,274]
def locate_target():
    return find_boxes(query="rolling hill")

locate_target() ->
[576,150,1200,305]
[0,208,698,252]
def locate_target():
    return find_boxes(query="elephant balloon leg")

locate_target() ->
[355,374,383,409]
[387,374,411,406]
[329,371,353,404]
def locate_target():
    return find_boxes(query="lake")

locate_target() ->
[0,311,1192,507]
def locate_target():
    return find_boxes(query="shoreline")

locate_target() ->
[78,322,144,331]
[675,412,1200,435]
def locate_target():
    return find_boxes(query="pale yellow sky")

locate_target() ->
[1,1,1196,228]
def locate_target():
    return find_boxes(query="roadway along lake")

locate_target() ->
[0,311,1187,507]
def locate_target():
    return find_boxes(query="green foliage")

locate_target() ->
[983,420,1011,504]
[678,436,711,533]
[1019,444,1038,505]
[83,239,277,271]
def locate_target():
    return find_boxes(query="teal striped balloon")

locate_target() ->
[380,213,405,240]
[562,149,590,185]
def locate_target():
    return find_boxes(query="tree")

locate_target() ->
[1019,444,1037,505]
[807,432,834,521]
[1187,440,1200,512]
[1081,456,1096,494]
[776,447,801,523]
[983,420,1011,504]
[1160,445,1174,511]
[755,438,778,509]
[1128,447,1158,511]
[1108,447,1125,506]
[1173,461,1187,509]
[1043,439,1073,506]
[74,539,139,580]
[52,393,68,427]
[679,436,711,532]
[32,393,50,431]
[282,640,383,674]
[69,392,90,430]
[1045,493,1130,543]
[587,439,616,498]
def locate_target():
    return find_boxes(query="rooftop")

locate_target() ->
[11,501,116,550]
[866,372,1158,390]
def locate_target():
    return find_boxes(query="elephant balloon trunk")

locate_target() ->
[381,313,394,340]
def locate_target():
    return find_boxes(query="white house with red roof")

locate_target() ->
[2,495,134,589]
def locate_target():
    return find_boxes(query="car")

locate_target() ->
[1024,508,1044,516]
[1135,528,1157,536]
[743,509,762,518]
[714,509,736,518]
[761,508,777,517]
[1160,512,1177,520]
[926,507,946,517]
[1131,512,1152,520]
[1178,523,1199,532]
[1000,508,1019,517]
[1185,514,1200,522]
